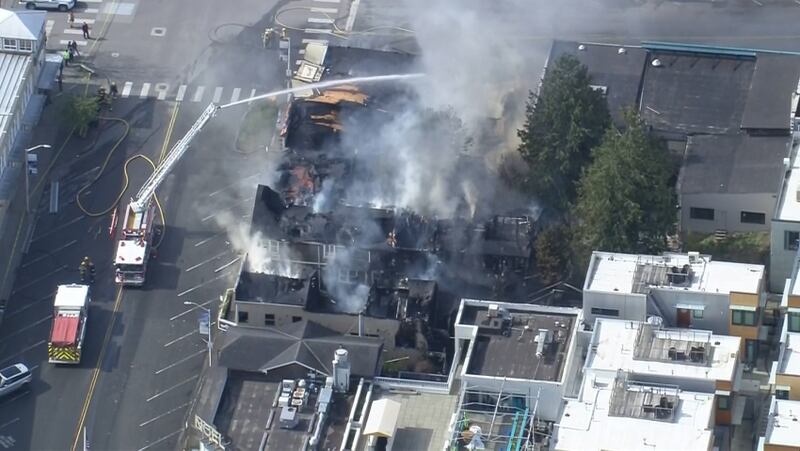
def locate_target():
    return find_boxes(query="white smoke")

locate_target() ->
[213,210,300,278]
[312,179,335,213]
[322,248,370,314]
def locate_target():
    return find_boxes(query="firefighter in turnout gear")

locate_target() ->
[79,257,95,284]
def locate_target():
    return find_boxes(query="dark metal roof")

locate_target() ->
[641,51,755,135]
[218,321,383,377]
[548,40,648,126]
[680,134,790,195]
[741,54,800,130]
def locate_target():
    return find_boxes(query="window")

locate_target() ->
[237,310,249,323]
[776,388,790,400]
[690,207,715,221]
[692,309,704,320]
[291,316,302,323]
[590,307,619,317]
[740,211,765,225]
[786,231,800,251]
[731,309,756,326]
[18,40,32,52]
[789,312,800,333]
[264,313,275,326]
[2,39,16,50]
[717,395,730,411]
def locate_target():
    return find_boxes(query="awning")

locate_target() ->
[729,305,757,312]
[51,315,79,347]
[363,399,401,438]
[676,303,705,311]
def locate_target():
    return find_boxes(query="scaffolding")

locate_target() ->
[449,383,548,451]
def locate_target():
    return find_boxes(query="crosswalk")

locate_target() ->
[113,82,258,104]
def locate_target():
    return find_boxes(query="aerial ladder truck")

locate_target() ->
[114,103,219,286]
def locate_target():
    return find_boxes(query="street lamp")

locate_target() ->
[24,144,51,213]
[184,301,213,367]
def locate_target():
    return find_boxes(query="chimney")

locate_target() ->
[332,348,350,393]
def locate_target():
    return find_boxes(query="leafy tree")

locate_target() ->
[534,224,572,284]
[517,54,610,212]
[66,95,98,137]
[572,111,676,264]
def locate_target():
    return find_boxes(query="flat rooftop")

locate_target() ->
[362,390,458,451]
[459,303,576,381]
[763,398,800,448]
[586,319,740,383]
[214,372,278,451]
[555,375,714,451]
[775,140,800,222]
[585,251,764,295]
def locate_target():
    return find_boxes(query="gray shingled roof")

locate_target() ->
[218,320,383,377]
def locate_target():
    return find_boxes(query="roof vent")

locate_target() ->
[618,47,626,55]
[578,44,586,51]
[651,58,662,67]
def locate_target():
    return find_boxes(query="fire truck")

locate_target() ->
[48,284,90,364]
[114,102,219,286]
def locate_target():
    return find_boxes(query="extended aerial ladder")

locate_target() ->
[114,102,220,285]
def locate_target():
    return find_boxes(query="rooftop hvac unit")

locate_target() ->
[535,329,552,358]
[687,251,700,263]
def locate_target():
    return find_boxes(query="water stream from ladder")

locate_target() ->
[218,73,426,109]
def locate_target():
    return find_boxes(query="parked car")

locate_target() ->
[0,364,31,397]
[22,0,75,12]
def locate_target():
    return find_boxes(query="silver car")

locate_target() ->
[0,364,31,397]
[23,0,76,12]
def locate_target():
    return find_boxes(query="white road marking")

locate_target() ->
[0,316,52,342]
[146,375,198,401]
[175,84,187,102]
[212,86,223,103]
[230,87,240,103]
[22,239,78,268]
[0,340,46,366]
[214,257,240,273]
[121,81,133,98]
[63,29,83,35]
[82,0,103,3]
[194,232,223,247]
[302,38,329,44]
[137,430,182,451]
[185,251,228,272]
[139,402,191,427]
[192,86,205,102]
[311,6,338,13]
[84,8,99,13]
[0,418,19,430]
[248,88,256,103]
[308,17,335,24]
[45,20,54,37]
[313,0,341,3]
[169,298,214,321]
[4,291,57,319]
[304,28,334,34]
[162,330,195,347]
[154,349,205,374]
[344,0,362,32]
[12,266,67,295]
[76,18,95,24]
[176,271,232,297]
[139,82,151,98]
[58,39,87,46]
[31,216,83,242]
